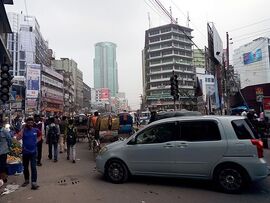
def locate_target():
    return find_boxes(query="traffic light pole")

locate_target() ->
[172,70,176,111]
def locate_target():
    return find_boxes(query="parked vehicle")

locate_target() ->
[96,116,270,193]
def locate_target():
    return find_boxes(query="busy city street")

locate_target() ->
[1,0,270,202]
[1,140,270,203]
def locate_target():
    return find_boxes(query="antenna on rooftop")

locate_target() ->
[187,12,190,27]
[148,12,151,29]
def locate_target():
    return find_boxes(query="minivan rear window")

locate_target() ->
[231,119,258,139]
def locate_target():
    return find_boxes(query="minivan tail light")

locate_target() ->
[251,139,264,158]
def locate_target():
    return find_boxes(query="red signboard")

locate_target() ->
[100,88,110,100]
[263,97,270,121]
[263,97,270,110]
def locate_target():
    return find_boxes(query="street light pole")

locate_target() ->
[226,32,230,114]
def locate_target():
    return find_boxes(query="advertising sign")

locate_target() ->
[100,88,110,101]
[255,87,264,102]
[263,97,270,121]
[25,99,37,113]
[42,75,63,88]
[212,24,223,65]
[243,49,262,65]
[26,64,41,98]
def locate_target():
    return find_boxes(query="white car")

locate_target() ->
[96,116,270,193]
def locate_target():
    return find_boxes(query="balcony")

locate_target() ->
[149,77,170,83]
[149,37,172,45]
[172,38,193,45]
[149,53,192,60]
[148,69,173,75]
[149,85,170,90]
[149,45,192,52]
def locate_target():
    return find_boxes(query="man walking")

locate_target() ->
[33,114,43,166]
[59,116,67,153]
[17,117,41,190]
[65,119,77,163]
[46,117,60,162]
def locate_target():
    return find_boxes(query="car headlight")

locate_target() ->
[99,146,108,155]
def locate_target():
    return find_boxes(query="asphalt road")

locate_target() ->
[1,141,270,203]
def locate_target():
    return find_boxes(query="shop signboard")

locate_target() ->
[263,97,270,121]
[26,64,41,98]
[256,87,264,102]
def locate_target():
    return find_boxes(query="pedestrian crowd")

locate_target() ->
[0,114,82,190]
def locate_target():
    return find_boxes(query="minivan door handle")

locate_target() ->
[177,143,188,148]
[163,143,174,148]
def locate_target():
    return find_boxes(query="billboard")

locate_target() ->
[243,49,262,65]
[100,88,110,101]
[26,64,41,98]
[212,24,223,65]
[207,23,223,65]
[263,97,270,120]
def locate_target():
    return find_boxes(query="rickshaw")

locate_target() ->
[74,114,90,141]
[118,112,133,135]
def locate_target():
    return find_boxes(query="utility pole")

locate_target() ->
[226,32,230,114]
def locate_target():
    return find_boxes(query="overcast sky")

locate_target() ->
[5,0,270,109]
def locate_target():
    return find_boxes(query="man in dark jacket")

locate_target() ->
[46,117,60,162]
[17,117,41,190]
[65,119,77,163]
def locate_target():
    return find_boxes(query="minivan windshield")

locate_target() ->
[231,119,259,139]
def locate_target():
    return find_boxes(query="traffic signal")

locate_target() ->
[0,64,12,103]
[170,74,179,100]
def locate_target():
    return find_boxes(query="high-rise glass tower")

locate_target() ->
[94,42,118,97]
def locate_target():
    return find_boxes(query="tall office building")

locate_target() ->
[7,12,50,77]
[143,23,195,110]
[94,42,118,97]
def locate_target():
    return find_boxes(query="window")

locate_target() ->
[161,27,171,33]
[20,51,25,60]
[149,30,159,35]
[149,37,160,43]
[161,35,171,40]
[180,121,221,141]
[231,119,258,139]
[136,122,179,144]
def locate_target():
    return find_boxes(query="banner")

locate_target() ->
[243,49,262,65]
[263,97,270,120]
[26,64,41,98]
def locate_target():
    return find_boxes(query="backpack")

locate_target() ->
[66,126,76,145]
[48,125,59,143]
[59,121,66,134]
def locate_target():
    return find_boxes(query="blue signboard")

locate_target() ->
[243,49,262,65]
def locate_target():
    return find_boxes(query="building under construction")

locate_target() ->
[142,23,196,111]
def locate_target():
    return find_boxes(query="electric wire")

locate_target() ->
[228,17,270,32]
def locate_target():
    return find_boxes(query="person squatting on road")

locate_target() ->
[33,114,43,166]
[46,117,60,162]
[0,118,12,184]
[65,119,77,163]
[17,117,41,190]
[59,116,68,153]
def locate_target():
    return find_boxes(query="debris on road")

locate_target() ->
[1,184,20,196]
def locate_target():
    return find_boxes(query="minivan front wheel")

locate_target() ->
[215,166,248,193]
[105,160,129,184]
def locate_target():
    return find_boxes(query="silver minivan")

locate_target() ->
[96,116,269,193]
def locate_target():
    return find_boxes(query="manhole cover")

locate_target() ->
[57,176,80,186]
